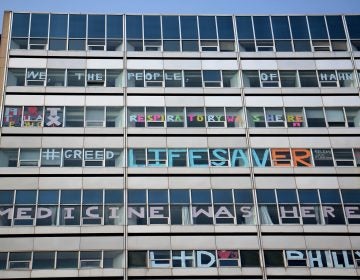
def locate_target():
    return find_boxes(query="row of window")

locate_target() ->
[1,188,358,226]
[5,106,359,128]
[0,250,122,270]
[1,148,359,168]
[128,148,360,168]
[0,148,123,168]
[8,68,360,88]
[10,13,360,52]
[129,249,360,269]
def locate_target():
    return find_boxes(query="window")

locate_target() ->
[226,108,243,127]
[83,149,105,167]
[11,13,30,49]
[170,189,191,225]
[337,71,355,87]
[272,16,292,52]
[345,108,360,127]
[180,16,199,51]
[23,106,43,127]
[0,149,19,167]
[257,189,279,224]
[265,108,285,127]
[264,251,284,267]
[126,16,143,51]
[8,252,31,269]
[41,148,62,167]
[87,15,105,50]
[128,251,147,268]
[199,16,217,51]
[318,70,337,87]
[222,71,239,87]
[327,16,347,51]
[127,70,144,87]
[166,107,185,127]
[305,108,326,127]
[299,71,318,87]
[236,16,255,52]
[217,16,235,51]
[56,251,79,269]
[203,70,221,87]
[240,250,260,267]
[217,250,239,267]
[319,189,345,224]
[312,149,334,166]
[144,16,161,50]
[298,189,323,224]
[67,70,85,86]
[148,190,169,224]
[128,149,146,167]
[247,108,265,127]
[242,70,260,87]
[103,251,123,268]
[191,189,213,224]
[332,149,355,167]
[63,149,83,167]
[290,16,311,51]
[104,190,124,225]
[106,107,122,127]
[186,107,205,127]
[80,251,101,268]
[19,149,40,167]
[213,189,235,224]
[26,68,46,86]
[286,250,307,267]
[3,106,23,127]
[128,189,147,225]
[36,190,59,226]
[29,14,49,49]
[32,252,55,269]
[184,70,202,87]
[105,149,123,167]
[325,108,346,127]
[14,190,36,226]
[44,107,64,127]
[49,14,67,50]
[87,70,105,86]
[106,69,122,87]
[277,189,300,224]
[86,107,105,127]
[68,15,86,50]
[341,189,360,224]
[128,107,145,128]
[82,189,103,224]
[47,69,65,86]
[107,15,123,51]
[146,107,165,127]
[65,107,84,127]
[147,149,167,166]
[280,70,299,87]
[206,107,225,127]
[162,16,180,51]
[253,16,273,51]
[7,69,26,86]
[0,253,7,269]
[60,190,81,225]
[260,71,279,87]
[234,189,255,224]
[164,70,182,87]
[145,70,163,87]
[285,108,305,127]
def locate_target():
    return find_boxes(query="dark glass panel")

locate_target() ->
[320,189,341,203]
[234,190,253,203]
[277,189,297,203]
[0,190,14,204]
[126,15,142,39]
[217,16,234,39]
[144,16,161,39]
[212,189,233,203]
[180,16,198,39]
[162,16,180,39]
[105,190,123,204]
[341,190,360,203]
[199,16,217,39]
[83,190,103,204]
[253,16,272,39]
[256,189,276,203]
[50,14,67,38]
[61,190,81,204]
[298,189,319,203]
[170,190,189,203]
[88,15,105,38]
[236,16,253,39]
[30,14,49,37]
[148,190,168,203]
[38,190,59,204]
[12,13,30,37]
[15,190,37,204]
[290,16,309,39]
[191,190,211,203]
[107,15,123,38]
[69,14,86,38]
[346,16,360,39]
[308,16,328,39]
[128,189,146,203]
[271,16,291,39]
[326,16,346,39]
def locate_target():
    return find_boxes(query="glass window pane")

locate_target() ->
[104,251,123,268]
[33,252,55,269]
[325,108,345,127]
[61,190,81,204]
[191,190,211,203]
[107,15,123,38]
[19,149,40,166]
[299,70,318,87]
[346,16,360,39]
[271,16,291,39]
[128,189,146,204]
[184,70,202,87]
[126,15,142,39]
[253,16,272,39]
[247,108,265,127]
[298,189,319,203]
[2,106,22,127]
[266,108,284,127]
[0,190,14,204]
[162,16,180,39]
[280,70,299,87]
[236,16,254,39]
[106,69,122,87]
[180,16,198,39]
[186,107,205,127]
[47,69,65,86]
[290,16,309,39]
[264,251,284,267]
[203,70,221,87]
[41,148,62,166]
[148,190,168,203]
[213,189,233,203]
[144,16,161,39]
[50,14,67,38]
[257,189,276,203]
[305,108,326,127]
[241,251,260,267]
[0,253,7,270]
[128,251,147,268]
[312,149,334,166]
[30,14,49,38]
[44,107,64,127]
[105,190,123,204]
[56,251,78,269]
[15,190,37,204]
[88,15,105,38]
[12,13,30,37]
[166,107,185,127]
[170,189,189,203]
[308,16,328,39]
[346,108,360,127]
[69,14,86,38]
[199,16,217,39]
[83,189,103,204]
[38,190,58,204]
[342,190,360,203]
[326,16,346,39]
[65,107,84,127]
[0,149,19,167]
[217,16,234,39]
[320,189,341,203]
[234,190,253,203]
[67,70,85,86]
[277,189,297,203]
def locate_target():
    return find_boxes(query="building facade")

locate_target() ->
[0,12,359,279]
